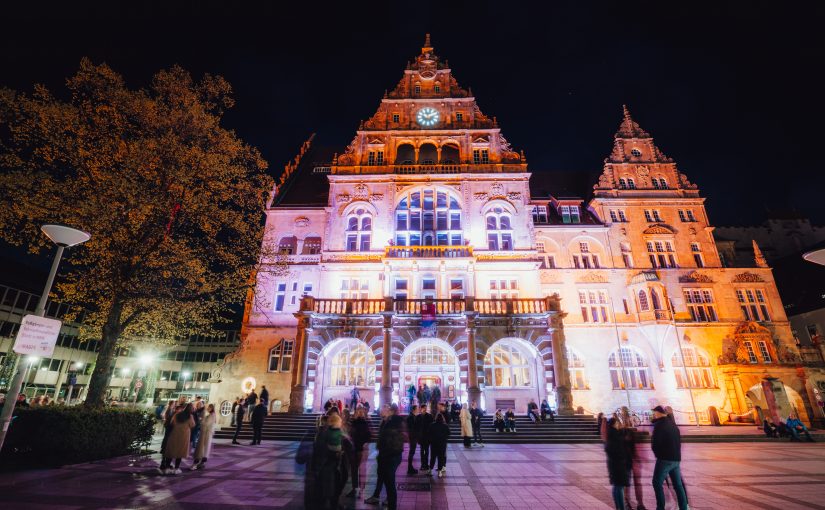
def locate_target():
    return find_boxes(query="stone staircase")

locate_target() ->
[214,413,602,444]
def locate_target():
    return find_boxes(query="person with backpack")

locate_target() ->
[365,403,405,509]
[604,417,631,510]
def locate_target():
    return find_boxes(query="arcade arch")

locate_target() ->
[399,338,460,407]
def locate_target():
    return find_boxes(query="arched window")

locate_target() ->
[345,208,371,252]
[278,236,297,255]
[608,347,651,389]
[484,341,533,388]
[671,346,714,388]
[486,207,513,251]
[268,339,294,372]
[626,178,636,189]
[302,236,322,255]
[650,289,662,310]
[404,343,455,365]
[395,188,462,247]
[638,290,650,311]
[567,348,587,390]
[330,340,376,387]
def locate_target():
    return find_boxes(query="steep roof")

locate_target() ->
[270,142,339,208]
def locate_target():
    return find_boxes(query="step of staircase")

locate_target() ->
[214,413,602,444]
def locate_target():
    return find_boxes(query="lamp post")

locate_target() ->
[181,371,191,393]
[0,225,90,450]
[20,356,39,395]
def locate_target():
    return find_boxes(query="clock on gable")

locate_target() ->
[416,107,439,127]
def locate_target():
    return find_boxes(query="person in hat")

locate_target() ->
[650,405,688,510]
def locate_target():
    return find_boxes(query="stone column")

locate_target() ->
[549,310,574,416]
[465,312,481,406]
[288,300,313,414]
[727,369,748,414]
[379,313,394,408]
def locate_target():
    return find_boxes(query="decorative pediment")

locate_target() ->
[367,138,385,145]
[643,224,675,235]
[577,272,609,283]
[678,271,714,283]
[732,271,764,283]
[472,136,490,144]
[734,321,771,336]
[294,216,310,227]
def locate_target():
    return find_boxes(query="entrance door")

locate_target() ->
[418,375,442,390]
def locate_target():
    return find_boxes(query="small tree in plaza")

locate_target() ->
[0,59,272,406]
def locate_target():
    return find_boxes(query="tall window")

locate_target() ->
[484,341,533,388]
[473,149,489,164]
[572,241,600,268]
[638,290,650,311]
[691,242,704,268]
[647,240,678,268]
[278,236,298,255]
[609,209,627,223]
[341,279,369,299]
[652,177,668,189]
[560,205,581,223]
[345,208,372,252]
[395,189,462,247]
[302,236,322,254]
[678,209,697,222]
[578,289,609,323]
[486,207,513,251]
[644,209,663,222]
[608,347,651,389]
[490,279,519,299]
[268,339,294,372]
[757,340,773,363]
[671,346,714,388]
[736,289,771,321]
[619,178,636,189]
[331,341,376,387]
[684,289,718,322]
[366,150,384,166]
[744,341,758,363]
[531,205,548,223]
[274,283,287,312]
[567,348,587,390]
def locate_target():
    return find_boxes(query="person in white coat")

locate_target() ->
[192,403,217,470]
[459,403,473,448]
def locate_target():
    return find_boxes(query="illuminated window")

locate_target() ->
[683,289,718,322]
[736,288,771,322]
[341,279,369,300]
[672,346,714,388]
[578,289,609,323]
[484,341,533,388]
[647,239,677,268]
[608,347,651,389]
[331,340,376,387]
[567,348,587,390]
[268,339,294,372]
[274,283,286,312]
[395,188,462,248]
[405,343,454,365]
[486,207,513,251]
[345,208,372,252]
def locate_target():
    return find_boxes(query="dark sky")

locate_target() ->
[3,1,825,228]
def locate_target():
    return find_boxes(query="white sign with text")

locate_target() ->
[12,314,62,357]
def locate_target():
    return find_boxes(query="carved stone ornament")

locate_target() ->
[732,271,765,283]
[490,182,504,196]
[507,192,522,201]
[294,216,310,227]
[369,194,384,202]
[636,165,650,176]
[678,271,714,283]
[540,272,561,284]
[353,183,369,200]
[576,272,609,283]
[474,192,489,201]
[336,193,351,204]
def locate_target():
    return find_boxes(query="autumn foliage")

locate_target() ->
[0,59,272,405]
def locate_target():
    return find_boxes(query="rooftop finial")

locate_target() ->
[622,104,632,122]
[422,33,433,53]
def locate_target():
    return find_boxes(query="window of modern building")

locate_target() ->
[578,289,609,323]
[486,207,513,251]
[683,289,718,322]
[608,347,651,389]
[671,346,714,388]
[483,341,533,388]
[268,339,294,372]
[567,348,587,390]
[736,289,771,322]
[331,340,376,387]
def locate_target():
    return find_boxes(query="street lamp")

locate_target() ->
[0,224,90,450]
[21,356,39,394]
[181,371,191,392]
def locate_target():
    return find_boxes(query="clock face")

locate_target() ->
[416,107,440,127]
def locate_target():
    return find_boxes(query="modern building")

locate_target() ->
[211,36,825,426]
[0,278,239,404]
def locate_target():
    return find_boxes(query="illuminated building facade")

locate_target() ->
[212,36,825,425]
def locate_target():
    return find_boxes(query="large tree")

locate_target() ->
[0,59,271,405]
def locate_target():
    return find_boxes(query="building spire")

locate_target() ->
[422,33,433,53]
[616,104,650,139]
[753,240,768,268]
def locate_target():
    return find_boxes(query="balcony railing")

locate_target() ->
[304,296,552,316]
[474,298,548,315]
[333,163,527,175]
[384,245,473,259]
[394,299,466,315]
[313,299,385,315]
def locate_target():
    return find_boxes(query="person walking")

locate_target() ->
[158,403,195,475]
[650,406,688,510]
[605,417,631,510]
[192,403,216,470]
[365,403,405,509]
[250,397,267,445]
[416,404,434,473]
[232,400,245,444]
[347,406,372,498]
[416,384,424,407]
[459,403,473,448]
[624,424,648,510]
[190,400,205,451]
[312,412,345,510]
[260,385,269,408]
[470,401,484,447]
[427,413,451,478]
[422,384,431,410]
[350,385,360,411]
[406,404,420,474]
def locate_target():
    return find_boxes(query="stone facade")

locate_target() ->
[210,36,825,426]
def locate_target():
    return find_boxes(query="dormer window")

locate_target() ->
[434,83,441,93]
[560,205,581,224]
[631,148,642,157]
[392,113,400,123]
[414,84,421,95]
[456,112,463,122]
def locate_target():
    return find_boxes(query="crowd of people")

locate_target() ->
[155,395,217,475]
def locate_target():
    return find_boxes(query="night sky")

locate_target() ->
[3,1,825,229]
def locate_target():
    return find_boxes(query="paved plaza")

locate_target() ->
[2,438,825,509]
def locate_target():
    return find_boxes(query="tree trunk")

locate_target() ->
[84,300,124,407]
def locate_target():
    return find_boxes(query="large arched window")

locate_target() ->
[345,208,371,252]
[395,188,462,247]
[486,207,513,251]
[671,346,714,388]
[484,341,533,388]
[404,343,455,365]
[608,347,651,389]
[330,340,376,387]
[567,347,587,390]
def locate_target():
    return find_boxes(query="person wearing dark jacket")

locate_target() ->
[245,390,258,421]
[540,399,555,422]
[250,398,267,445]
[405,405,420,474]
[427,413,451,478]
[763,418,778,438]
[365,404,405,510]
[232,401,245,444]
[650,406,687,510]
[347,407,372,498]
[416,406,434,473]
[605,418,630,510]
[470,401,484,446]
[259,385,269,407]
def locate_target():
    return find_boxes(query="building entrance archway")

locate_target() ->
[315,338,377,411]
[399,338,460,411]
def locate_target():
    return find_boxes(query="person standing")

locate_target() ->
[312,412,345,510]
[365,404,405,509]
[192,403,216,470]
[624,424,647,510]
[650,406,688,510]
[232,400,245,445]
[422,384,431,410]
[250,397,267,445]
[416,384,424,408]
[604,417,631,510]
[350,385,360,411]
[430,385,441,415]
[190,400,205,451]
[230,397,240,427]
[245,389,258,422]
[407,384,416,410]
[416,404,434,473]
[260,385,269,408]
[427,413,451,478]
[459,403,473,448]
[470,401,484,447]
[347,406,373,498]
[406,404,420,474]
[158,403,195,475]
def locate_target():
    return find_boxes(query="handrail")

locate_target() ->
[302,296,552,316]
[394,299,465,315]
[384,245,473,258]
[474,298,547,315]
[312,299,385,315]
